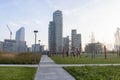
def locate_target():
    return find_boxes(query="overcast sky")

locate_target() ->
[0,0,120,50]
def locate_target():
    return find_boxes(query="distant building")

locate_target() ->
[3,39,27,53]
[13,27,27,53]
[48,21,56,53]
[40,45,44,53]
[32,44,44,53]
[114,28,120,55]
[0,41,3,51]
[32,44,40,53]
[27,47,32,52]
[3,39,17,52]
[85,42,103,54]
[53,10,63,53]
[16,41,27,53]
[71,29,82,53]
[63,36,69,53]
[2,27,27,53]
[16,27,25,41]
[48,10,63,53]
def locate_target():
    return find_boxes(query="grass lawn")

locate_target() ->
[0,52,41,64]
[51,54,120,64]
[0,67,36,80]
[64,66,120,80]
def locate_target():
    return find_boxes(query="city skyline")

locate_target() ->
[0,0,120,50]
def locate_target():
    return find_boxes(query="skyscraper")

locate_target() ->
[53,10,63,53]
[15,27,26,53]
[16,27,25,41]
[48,10,63,53]
[0,41,3,51]
[63,36,69,53]
[71,29,82,53]
[48,21,56,53]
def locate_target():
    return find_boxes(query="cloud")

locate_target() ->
[46,0,82,10]
[45,0,58,9]
[13,19,44,27]
[62,0,120,47]
[8,22,20,27]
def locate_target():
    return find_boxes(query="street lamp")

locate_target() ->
[38,40,41,53]
[34,30,38,64]
[38,40,41,44]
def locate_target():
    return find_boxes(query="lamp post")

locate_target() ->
[38,40,41,44]
[38,40,41,53]
[34,30,38,64]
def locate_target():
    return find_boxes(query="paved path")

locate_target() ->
[0,64,120,68]
[39,64,120,67]
[0,64,38,67]
[34,55,75,80]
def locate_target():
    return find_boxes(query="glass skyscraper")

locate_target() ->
[15,27,25,41]
[71,29,82,53]
[48,10,63,53]
[15,27,26,53]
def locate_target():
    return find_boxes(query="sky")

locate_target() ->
[0,0,120,50]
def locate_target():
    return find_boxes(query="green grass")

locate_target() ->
[64,66,120,80]
[51,54,120,64]
[0,67,36,80]
[0,52,41,64]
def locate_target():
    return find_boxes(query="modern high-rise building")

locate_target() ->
[53,10,63,53]
[0,41,3,51]
[13,27,27,53]
[48,10,63,53]
[48,21,56,53]
[63,36,69,53]
[16,27,25,41]
[71,29,82,53]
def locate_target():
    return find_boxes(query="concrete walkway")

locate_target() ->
[39,64,120,67]
[0,64,38,67]
[34,55,75,80]
[0,63,120,68]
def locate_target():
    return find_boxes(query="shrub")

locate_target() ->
[0,52,41,64]
[64,66,120,80]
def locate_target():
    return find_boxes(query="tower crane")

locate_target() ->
[7,25,12,40]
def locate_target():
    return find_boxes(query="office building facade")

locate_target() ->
[3,39,27,53]
[63,36,69,53]
[48,21,56,53]
[16,27,25,41]
[3,39,17,52]
[3,27,27,53]
[53,10,63,53]
[0,41,3,51]
[32,44,44,53]
[15,27,27,53]
[71,29,82,53]
[48,10,63,53]
[85,42,103,54]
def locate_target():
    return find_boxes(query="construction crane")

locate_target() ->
[7,25,12,40]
